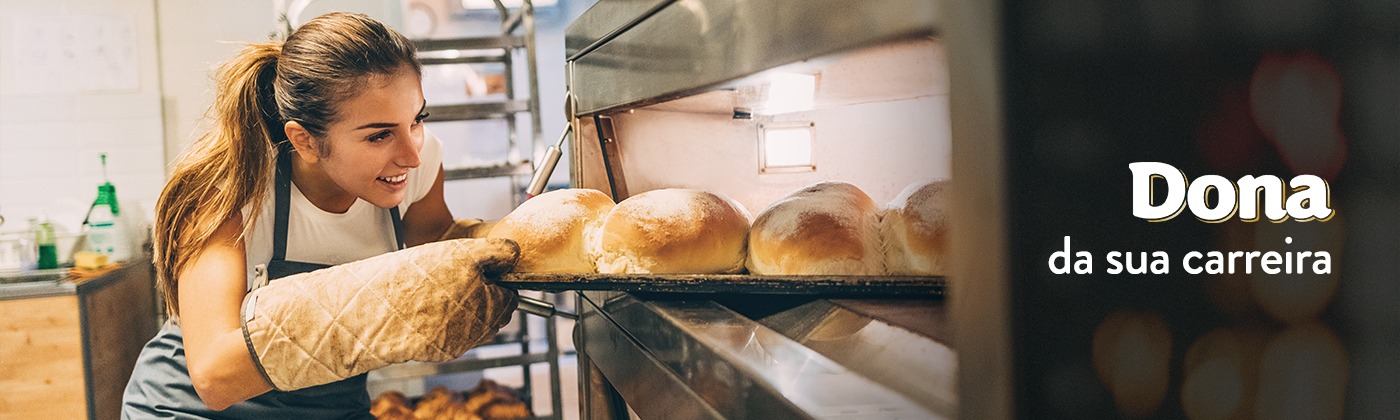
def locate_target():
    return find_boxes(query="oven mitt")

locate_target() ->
[437,218,498,241]
[240,238,520,391]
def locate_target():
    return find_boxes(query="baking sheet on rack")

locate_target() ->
[496,273,944,296]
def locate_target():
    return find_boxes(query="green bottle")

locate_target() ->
[34,219,58,269]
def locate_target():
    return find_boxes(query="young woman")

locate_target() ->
[122,12,517,418]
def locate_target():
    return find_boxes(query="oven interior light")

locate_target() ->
[761,125,815,172]
[763,73,816,115]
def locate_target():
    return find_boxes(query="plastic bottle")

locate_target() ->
[84,153,130,262]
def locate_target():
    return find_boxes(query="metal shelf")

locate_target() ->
[426,101,531,121]
[444,161,534,180]
[369,347,551,381]
[420,54,509,65]
[414,35,526,52]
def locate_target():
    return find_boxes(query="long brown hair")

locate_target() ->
[154,12,420,318]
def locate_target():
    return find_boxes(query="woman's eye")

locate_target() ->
[413,112,430,126]
[369,131,391,142]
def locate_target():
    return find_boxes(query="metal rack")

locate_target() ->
[393,1,564,419]
[416,0,544,206]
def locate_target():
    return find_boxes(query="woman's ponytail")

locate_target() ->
[153,42,283,319]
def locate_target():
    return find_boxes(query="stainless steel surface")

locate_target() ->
[758,299,957,416]
[577,293,728,420]
[578,291,943,419]
[501,273,943,296]
[567,0,937,115]
[564,0,674,58]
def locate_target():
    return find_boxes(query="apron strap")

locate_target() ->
[273,144,293,261]
[389,205,404,250]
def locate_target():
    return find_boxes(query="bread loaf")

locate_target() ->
[883,179,950,275]
[596,189,751,274]
[487,188,614,273]
[746,181,884,275]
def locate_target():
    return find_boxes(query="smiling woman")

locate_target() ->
[120,12,519,419]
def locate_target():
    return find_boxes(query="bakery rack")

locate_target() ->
[563,0,951,418]
[301,0,565,418]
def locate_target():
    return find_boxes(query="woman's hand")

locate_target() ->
[176,213,274,410]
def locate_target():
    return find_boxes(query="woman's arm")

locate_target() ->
[402,165,454,247]
[177,212,273,410]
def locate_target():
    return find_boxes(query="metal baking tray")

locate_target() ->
[497,273,944,297]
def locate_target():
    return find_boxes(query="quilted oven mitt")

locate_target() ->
[437,218,498,241]
[240,238,520,391]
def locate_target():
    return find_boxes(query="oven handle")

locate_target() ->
[517,293,578,320]
[526,126,572,198]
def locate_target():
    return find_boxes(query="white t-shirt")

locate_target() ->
[240,130,444,289]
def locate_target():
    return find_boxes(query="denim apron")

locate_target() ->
[122,147,404,419]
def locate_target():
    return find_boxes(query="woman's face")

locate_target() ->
[315,67,428,209]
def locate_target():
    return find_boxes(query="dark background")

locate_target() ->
[999,0,1398,418]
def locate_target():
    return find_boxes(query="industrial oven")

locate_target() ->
[556,0,950,418]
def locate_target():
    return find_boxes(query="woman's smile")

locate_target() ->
[376,173,409,190]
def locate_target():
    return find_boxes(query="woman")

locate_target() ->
[122,12,517,418]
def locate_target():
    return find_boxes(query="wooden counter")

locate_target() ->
[0,262,160,419]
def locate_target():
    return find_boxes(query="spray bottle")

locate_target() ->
[83,153,130,262]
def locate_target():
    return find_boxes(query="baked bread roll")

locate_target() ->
[883,179,950,275]
[487,188,615,273]
[370,391,412,419]
[747,181,884,275]
[413,386,460,419]
[596,189,751,274]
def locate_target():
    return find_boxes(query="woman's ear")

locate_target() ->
[284,121,320,163]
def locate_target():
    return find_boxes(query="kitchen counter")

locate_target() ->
[0,268,83,300]
[0,261,160,420]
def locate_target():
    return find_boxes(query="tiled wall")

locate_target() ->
[0,0,165,236]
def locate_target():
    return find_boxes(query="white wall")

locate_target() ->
[0,0,165,236]
[153,0,277,172]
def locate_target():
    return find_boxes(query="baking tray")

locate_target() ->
[497,273,944,297]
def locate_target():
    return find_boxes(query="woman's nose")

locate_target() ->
[395,131,422,168]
